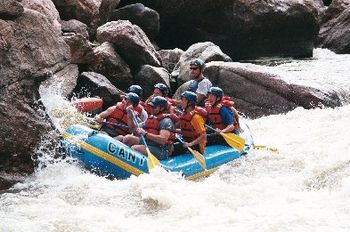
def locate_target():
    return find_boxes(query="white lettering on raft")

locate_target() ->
[107,142,145,166]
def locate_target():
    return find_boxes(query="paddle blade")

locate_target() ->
[188,147,206,170]
[254,145,278,153]
[221,132,245,151]
[146,147,160,170]
[90,124,102,130]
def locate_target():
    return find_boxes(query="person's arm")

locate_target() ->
[145,129,170,145]
[136,118,173,145]
[218,107,235,133]
[196,79,212,104]
[126,107,137,132]
[140,108,148,123]
[94,106,115,123]
[185,114,206,147]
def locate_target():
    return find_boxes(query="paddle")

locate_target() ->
[86,118,129,130]
[129,111,160,169]
[102,121,129,129]
[254,145,278,153]
[205,124,245,151]
[175,134,206,169]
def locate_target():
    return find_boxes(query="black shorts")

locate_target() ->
[172,142,201,156]
[206,133,227,146]
[100,125,118,137]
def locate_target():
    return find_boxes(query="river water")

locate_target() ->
[1,49,350,232]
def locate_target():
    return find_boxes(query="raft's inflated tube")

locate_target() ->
[72,97,103,112]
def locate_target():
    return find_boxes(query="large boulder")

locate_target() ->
[174,61,341,118]
[96,20,161,68]
[52,0,120,37]
[0,8,70,176]
[135,65,171,98]
[110,3,160,41]
[171,42,232,83]
[61,19,89,39]
[317,0,350,54]
[73,72,124,108]
[158,48,184,73]
[63,33,95,64]
[0,0,24,19]
[204,62,341,118]
[89,42,133,90]
[22,0,62,34]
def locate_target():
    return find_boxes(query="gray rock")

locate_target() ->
[0,0,24,19]
[96,20,161,67]
[111,3,160,41]
[317,0,350,53]
[89,42,133,90]
[63,33,95,64]
[0,9,70,177]
[135,65,171,98]
[52,0,120,37]
[75,72,124,108]
[202,61,341,118]
[61,19,89,39]
[171,41,231,83]
[158,48,184,73]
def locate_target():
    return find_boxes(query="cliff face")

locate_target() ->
[0,0,70,182]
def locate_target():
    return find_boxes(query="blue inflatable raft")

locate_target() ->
[63,123,254,180]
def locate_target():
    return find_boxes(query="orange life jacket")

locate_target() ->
[144,114,178,144]
[179,107,207,141]
[106,102,129,135]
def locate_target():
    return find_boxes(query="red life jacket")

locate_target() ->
[166,97,177,106]
[207,104,226,130]
[106,102,129,135]
[179,107,207,141]
[222,97,240,130]
[206,97,240,130]
[144,114,178,144]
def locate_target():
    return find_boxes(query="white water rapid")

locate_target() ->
[1,49,350,232]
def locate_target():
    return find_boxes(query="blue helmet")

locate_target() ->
[189,58,205,70]
[127,85,143,98]
[148,96,168,108]
[154,83,169,96]
[180,91,197,104]
[208,87,224,98]
[125,92,140,106]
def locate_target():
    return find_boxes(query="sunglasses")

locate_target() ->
[190,67,199,70]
